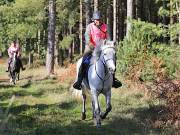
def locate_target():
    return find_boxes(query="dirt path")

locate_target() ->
[0,58,6,65]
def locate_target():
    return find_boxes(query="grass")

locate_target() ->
[0,65,175,135]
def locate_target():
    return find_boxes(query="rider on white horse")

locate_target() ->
[73,11,121,90]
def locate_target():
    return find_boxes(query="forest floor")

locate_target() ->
[0,60,176,135]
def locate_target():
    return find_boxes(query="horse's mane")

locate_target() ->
[91,40,115,63]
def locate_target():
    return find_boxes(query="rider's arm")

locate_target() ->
[17,47,21,57]
[84,24,91,46]
[8,47,12,58]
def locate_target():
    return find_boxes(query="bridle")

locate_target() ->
[94,46,115,81]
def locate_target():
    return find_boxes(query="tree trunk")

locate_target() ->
[126,0,133,37]
[135,0,142,19]
[46,0,56,75]
[54,31,59,67]
[0,52,2,57]
[26,38,33,66]
[94,0,98,11]
[79,0,83,54]
[68,27,73,62]
[179,11,180,45]
[72,37,75,55]
[176,2,180,45]
[107,0,113,40]
[141,0,147,21]
[28,52,33,67]
[37,29,41,57]
[170,0,173,45]
[117,0,125,41]
[147,0,151,22]
[59,48,64,66]
[84,0,91,26]
[113,0,117,41]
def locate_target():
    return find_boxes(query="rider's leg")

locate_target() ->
[73,45,93,90]
[18,58,25,70]
[112,55,122,88]
[6,58,12,72]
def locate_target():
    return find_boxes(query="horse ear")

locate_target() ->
[103,39,107,45]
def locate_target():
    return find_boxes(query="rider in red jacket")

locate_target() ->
[73,11,121,90]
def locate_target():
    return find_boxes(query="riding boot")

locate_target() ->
[18,58,25,70]
[73,63,85,90]
[6,66,9,72]
[112,74,122,88]
[73,45,93,90]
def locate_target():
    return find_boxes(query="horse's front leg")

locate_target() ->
[81,92,86,120]
[101,90,112,119]
[91,91,101,128]
[91,100,95,119]
[9,72,12,83]
[12,72,16,85]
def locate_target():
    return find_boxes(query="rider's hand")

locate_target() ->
[88,43,94,50]
[17,53,21,57]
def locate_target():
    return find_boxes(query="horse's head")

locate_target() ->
[13,51,17,58]
[100,40,116,74]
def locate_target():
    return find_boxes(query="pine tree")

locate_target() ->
[46,0,56,75]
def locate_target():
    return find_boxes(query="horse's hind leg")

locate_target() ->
[81,92,86,120]
[101,91,112,119]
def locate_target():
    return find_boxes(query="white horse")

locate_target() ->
[75,40,116,127]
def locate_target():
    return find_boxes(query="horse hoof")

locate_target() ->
[96,124,101,128]
[81,113,86,120]
[96,121,101,128]
[94,116,101,128]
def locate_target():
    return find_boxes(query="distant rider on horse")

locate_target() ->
[6,40,25,72]
[73,11,121,90]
